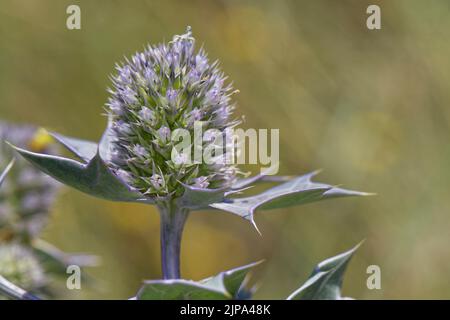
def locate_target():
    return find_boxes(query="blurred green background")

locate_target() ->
[1,0,450,299]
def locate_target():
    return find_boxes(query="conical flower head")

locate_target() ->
[0,121,60,239]
[106,27,239,199]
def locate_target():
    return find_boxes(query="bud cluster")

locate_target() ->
[106,27,240,199]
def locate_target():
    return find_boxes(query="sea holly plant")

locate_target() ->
[0,122,97,299]
[8,27,370,299]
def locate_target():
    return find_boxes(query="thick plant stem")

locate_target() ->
[158,202,189,279]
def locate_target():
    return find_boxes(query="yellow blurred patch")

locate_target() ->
[28,128,54,152]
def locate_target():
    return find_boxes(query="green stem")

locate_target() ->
[157,202,189,279]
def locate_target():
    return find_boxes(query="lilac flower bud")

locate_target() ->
[186,108,203,127]
[192,176,209,189]
[115,121,133,136]
[150,174,165,190]
[187,69,201,84]
[173,152,189,167]
[108,100,124,116]
[166,89,178,107]
[116,169,134,185]
[139,107,156,125]
[133,144,149,158]
[157,126,171,144]
[144,68,157,85]
[196,54,208,73]
[120,87,138,105]
[206,88,221,105]
[120,66,132,84]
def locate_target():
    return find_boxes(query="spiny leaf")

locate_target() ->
[200,261,263,298]
[8,142,146,203]
[177,183,229,209]
[211,171,371,230]
[287,242,362,300]
[50,132,97,163]
[137,261,261,300]
[137,279,229,300]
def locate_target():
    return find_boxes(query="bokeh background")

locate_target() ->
[1,0,450,299]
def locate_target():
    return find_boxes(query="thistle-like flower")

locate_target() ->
[106,26,239,199]
[0,122,59,240]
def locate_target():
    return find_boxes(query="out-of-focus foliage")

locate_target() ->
[0,122,61,297]
[0,123,97,298]
[0,242,45,294]
[0,122,59,239]
[1,0,449,299]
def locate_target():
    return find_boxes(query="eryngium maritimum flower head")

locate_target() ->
[106,27,240,199]
[0,121,59,239]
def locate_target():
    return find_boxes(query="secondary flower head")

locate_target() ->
[0,122,60,240]
[106,27,239,199]
[0,243,46,293]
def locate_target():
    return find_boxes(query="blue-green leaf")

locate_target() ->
[8,143,146,202]
[177,183,229,209]
[211,171,370,230]
[50,132,98,163]
[137,279,229,300]
[200,261,262,298]
[137,261,261,300]
[287,242,362,300]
